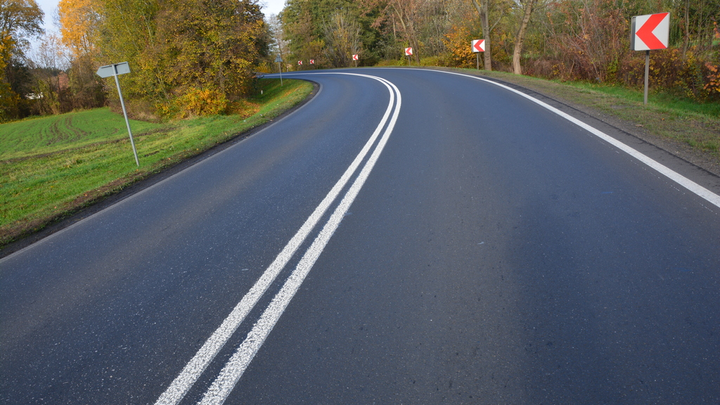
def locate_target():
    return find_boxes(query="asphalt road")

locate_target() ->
[2,69,719,404]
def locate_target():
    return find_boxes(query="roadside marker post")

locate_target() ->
[96,62,139,167]
[405,47,413,65]
[352,54,359,67]
[631,12,670,105]
[471,39,485,70]
[275,55,283,85]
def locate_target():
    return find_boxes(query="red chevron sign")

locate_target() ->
[472,39,485,53]
[632,12,670,51]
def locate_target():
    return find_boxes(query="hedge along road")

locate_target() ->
[1,69,720,404]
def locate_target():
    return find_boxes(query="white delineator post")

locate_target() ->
[275,55,283,86]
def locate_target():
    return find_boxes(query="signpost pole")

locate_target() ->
[644,50,649,105]
[476,53,479,70]
[113,65,139,167]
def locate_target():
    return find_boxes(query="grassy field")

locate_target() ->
[0,79,313,246]
[0,109,162,160]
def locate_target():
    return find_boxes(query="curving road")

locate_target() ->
[2,69,720,404]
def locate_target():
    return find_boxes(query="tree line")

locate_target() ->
[279,0,719,101]
[0,0,269,122]
[1,0,718,123]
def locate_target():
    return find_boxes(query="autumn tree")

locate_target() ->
[56,0,105,111]
[386,0,421,62]
[673,0,720,57]
[154,0,267,100]
[0,0,43,120]
[30,33,70,114]
[268,14,290,64]
[470,0,492,70]
[94,0,164,103]
[283,0,382,67]
[60,0,268,118]
[57,0,98,58]
[323,9,363,66]
[511,0,536,74]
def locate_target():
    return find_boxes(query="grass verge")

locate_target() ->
[0,79,314,247]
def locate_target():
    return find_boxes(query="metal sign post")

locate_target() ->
[97,62,138,166]
[275,55,283,85]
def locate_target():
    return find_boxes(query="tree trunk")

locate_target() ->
[512,0,536,75]
[470,0,491,71]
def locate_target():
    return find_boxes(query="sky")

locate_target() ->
[34,0,287,32]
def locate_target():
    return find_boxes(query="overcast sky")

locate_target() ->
[35,0,287,32]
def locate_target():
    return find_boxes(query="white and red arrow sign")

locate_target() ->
[471,39,485,53]
[352,54,359,61]
[310,59,315,64]
[632,12,670,51]
[405,47,413,56]
[298,60,303,65]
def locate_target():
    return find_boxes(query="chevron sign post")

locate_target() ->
[404,47,413,65]
[471,39,485,69]
[631,12,670,104]
[632,12,670,51]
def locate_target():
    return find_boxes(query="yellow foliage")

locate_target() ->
[443,24,475,68]
[58,0,98,57]
[157,88,228,119]
[705,63,720,94]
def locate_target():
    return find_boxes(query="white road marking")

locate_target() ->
[199,75,401,404]
[432,69,720,209]
[155,73,400,405]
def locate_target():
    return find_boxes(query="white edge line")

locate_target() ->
[430,68,720,209]
[198,77,401,405]
[155,73,397,405]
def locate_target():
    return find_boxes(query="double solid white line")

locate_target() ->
[155,73,402,405]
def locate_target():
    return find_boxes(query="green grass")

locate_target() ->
[0,79,313,246]
[563,81,720,118]
[0,109,162,159]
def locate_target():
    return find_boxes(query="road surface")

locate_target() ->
[2,68,719,404]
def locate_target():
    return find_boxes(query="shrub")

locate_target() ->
[157,87,228,120]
